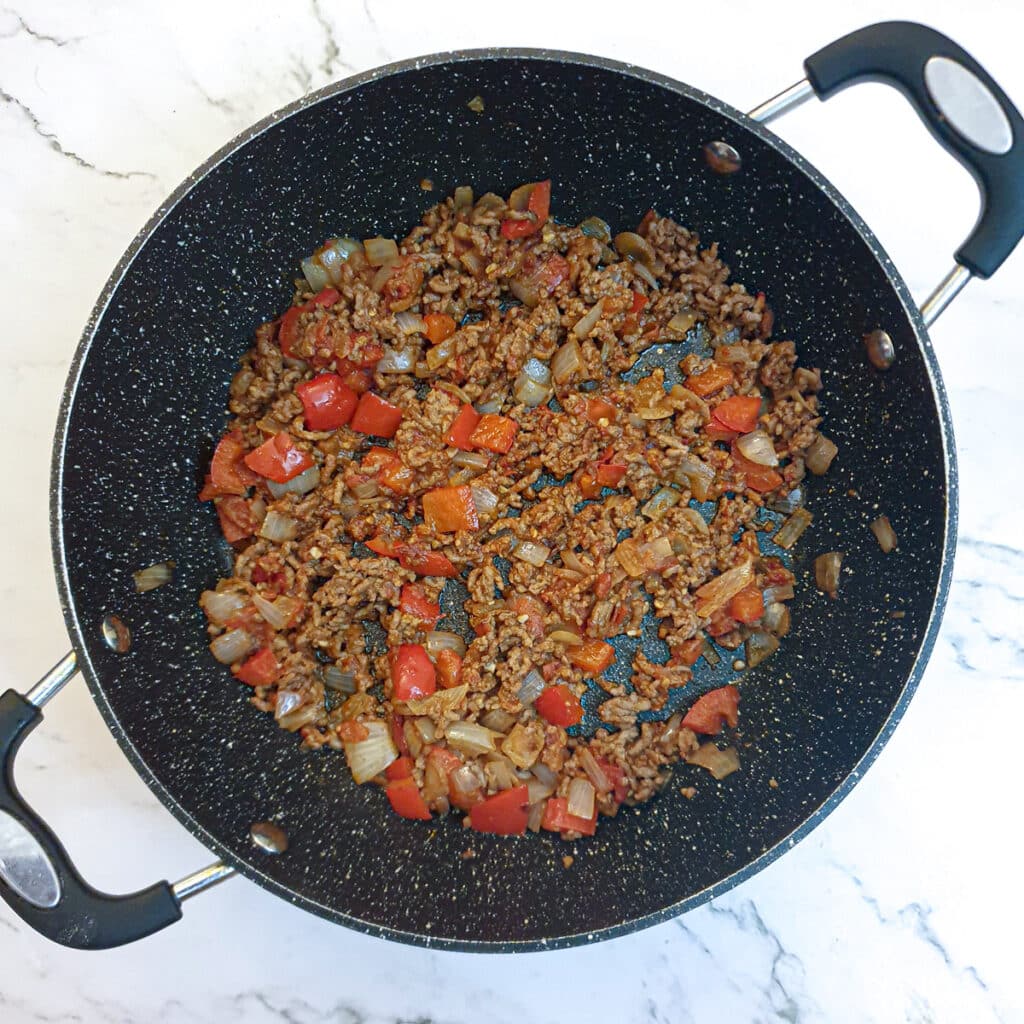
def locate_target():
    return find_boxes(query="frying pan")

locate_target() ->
[2,21,1022,952]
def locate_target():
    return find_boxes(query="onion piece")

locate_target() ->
[560,547,591,574]
[200,589,246,625]
[509,277,540,308]
[548,626,582,646]
[762,601,791,637]
[425,336,456,370]
[632,262,659,289]
[513,371,551,407]
[453,185,473,214]
[210,628,254,665]
[344,720,398,784]
[579,216,611,242]
[364,237,399,267]
[260,510,299,542]
[613,231,655,266]
[475,395,504,415]
[513,540,551,567]
[679,506,710,537]
[133,561,174,593]
[394,311,426,335]
[695,560,754,617]
[686,743,740,780]
[450,762,485,798]
[774,508,813,550]
[701,640,720,666]
[532,762,557,787]
[667,309,698,336]
[399,685,468,717]
[377,345,417,373]
[322,665,357,694]
[480,709,516,734]
[674,456,716,502]
[446,721,499,756]
[517,669,546,706]
[351,479,380,501]
[614,537,645,577]
[815,551,843,597]
[452,450,489,474]
[578,748,612,794]
[276,695,320,732]
[768,486,803,515]
[253,593,289,630]
[314,237,362,285]
[301,257,331,293]
[736,429,779,467]
[762,583,795,604]
[805,433,838,475]
[642,487,681,520]
[572,305,602,340]
[503,722,545,769]
[267,465,319,498]
[425,631,467,658]
[527,779,555,805]
[746,629,780,668]
[470,485,499,515]
[870,515,897,553]
[567,778,596,820]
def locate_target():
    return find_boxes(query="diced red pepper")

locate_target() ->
[499,180,551,239]
[295,373,358,431]
[568,638,615,675]
[730,445,784,493]
[681,684,740,735]
[576,469,602,500]
[389,643,436,702]
[706,609,737,638]
[362,447,414,496]
[728,585,765,624]
[202,430,260,498]
[231,647,280,687]
[398,546,459,577]
[468,784,530,835]
[712,395,761,433]
[243,432,315,484]
[366,534,405,559]
[686,364,734,398]
[541,796,597,836]
[435,649,463,690]
[595,759,629,805]
[423,313,457,345]
[390,713,410,756]
[386,777,432,820]
[595,461,627,488]
[398,584,441,627]
[215,496,260,542]
[341,366,374,394]
[469,413,518,454]
[278,305,304,359]
[385,755,414,781]
[535,684,584,727]
[674,636,706,667]
[422,485,479,533]
[444,404,481,451]
[630,291,648,315]
[350,392,403,439]
[312,287,339,307]
[584,397,618,426]
[705,421,739,443]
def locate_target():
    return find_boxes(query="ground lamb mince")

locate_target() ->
[198,182,826,840]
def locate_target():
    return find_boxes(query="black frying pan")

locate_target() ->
[2,21,1022,951]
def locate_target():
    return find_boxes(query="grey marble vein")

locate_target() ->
[310,0,355,78]
[0,7,81,48]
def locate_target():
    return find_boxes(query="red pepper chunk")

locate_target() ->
[386,777,432,820]
[686,364,733,398]
[215,496,260,542]
[630,291,648,315]
[366,534,405,559]
[350,392,403,438]
[469,784,530,835]
[595,461,627,488]
[568,638,615,676]
[232,647,280,687]
[312,287,339,307]
[444,404,481,451]
[674,636,706,667]
[712,395,761,433]
[435,649,463,689]
[584,397,618,426]
[595,759,629,804]
[681,684,740,735]
[728,585,764,624]
[243,432,315,484]
[398,584,442,627]
[422,485,479,533]
[398,546,459,577]
[469,413,518,454]
[295,373,358,431]
[385,755,414,781]
[423,313,457,345]
[389,643,436,702]
[535,684,584,727]
[277,305,304,359]
[202,430,260,498]
[730,445,784,493]
[541,796,598,836]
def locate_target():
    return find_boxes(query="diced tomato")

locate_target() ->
[712,395,761,433]
[216,496,260,542]
[500,180,551,239]
[398,546,459,577]
[535,684,584,727]
[423,313,457,345]
[385,755,414,781]
[243,432,315,484]
[203,430,260,498]
[378,458,415,496]
[729,586,764,624]
[705,421,739,443]
[595,461,627,488]
[231,647,280,687]
[469,784,530,835]
[515,252,570,298]
[390,713,410,756]
[312,287,339,307]
[422,485,479,533]
[444,404,481,451]
[379,256,424,313]
[682,684,740,735]
[674,636,706,667]
[584,397,618,426]
[501,218,536,240]
[389,643,436,701]
[366,534,405,559]
[707,609,737,637]
[630,291,648,315]
[399,584,441,627]
[686,364,734,398]
[541,796,597,836]
[731,445,784,493]
[337,720,370,743]
[568,638,615,675]
[350,392,403,439]
[469,413,518,454]
[595,759,629,805]
[386,777,432,820]
[507,594,547,640]
[295,373,358,431]
[278,305,304,359]
[435,649,463,689]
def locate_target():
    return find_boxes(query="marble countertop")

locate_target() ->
[1,1,1022,1020]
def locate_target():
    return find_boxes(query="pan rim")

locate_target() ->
[48,46,958,952]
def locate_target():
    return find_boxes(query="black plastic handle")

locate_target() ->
[0,690,181,949]
[804,21,1024,279]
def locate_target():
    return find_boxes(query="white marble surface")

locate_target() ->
[1,0,1022,1020]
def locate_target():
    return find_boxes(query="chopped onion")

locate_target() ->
[200,589,246,625]
[253,593,289,630]
[301,257,331,293]
[532,762,557,787]
[674,456,716,502]
[736,429,779,467]
[509,277,540,308]
[805,433,838,475]
[548,626,582,646]
[276,697,320,732]
[762,602,791,637]
[322,665,357,694]
[513,361,552,407]
[517,669,546,706]
[659,713,684,750]
[274,689,302,719]
[399,685,468,717]
[527,778,555,804]
[642,487,681,520]
[508,183,534,211]
[450,762,485,797]
[394,311,426,336]
[513,540,551,567]
[133,561,174,593]
[815,551,843,597]
[503,723,545,769]
[686,743,740,780]
[774,508,813,550]
[572,305,602,340]
[695,559,754,617]
[567,778,596,819]
[377,345,417,373]
[267,465,319,498]
[351,478,380,501]
[480,709,516,734]
[425,631,467,658]
[425,336,456,370]
[452,450,489,472]
[745,629,780,667]
[372,261,396,292]
[632,262,659,289]
[470,485,499,515]
[614,537,645,577]
[578,748,612,794]
[679,506,710,538]
[344,720,398,783]
[639,536,674,572]
[446,720,499,756]
[412,717,437,744]
[459,248,485,276]
[870,515,897,553]
[701,640,720,666]
[454,185,474,214]
[763,583,795,604]
[314,237,362,285]
[613,231,655,266]
[768,486,803,514]
[475,395,504,415]
[485,756,521,792]
[578,216,611,242]
[259,510,299,542]
[667,309,698,336]
[364,237,399,267]
[210,628,254,665]
[560,547,591,574]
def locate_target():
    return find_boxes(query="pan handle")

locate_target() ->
[0,653,228,949]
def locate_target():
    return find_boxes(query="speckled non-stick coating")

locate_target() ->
[50,51,955,951]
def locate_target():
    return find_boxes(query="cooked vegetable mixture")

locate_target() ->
[199,181,835,839]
